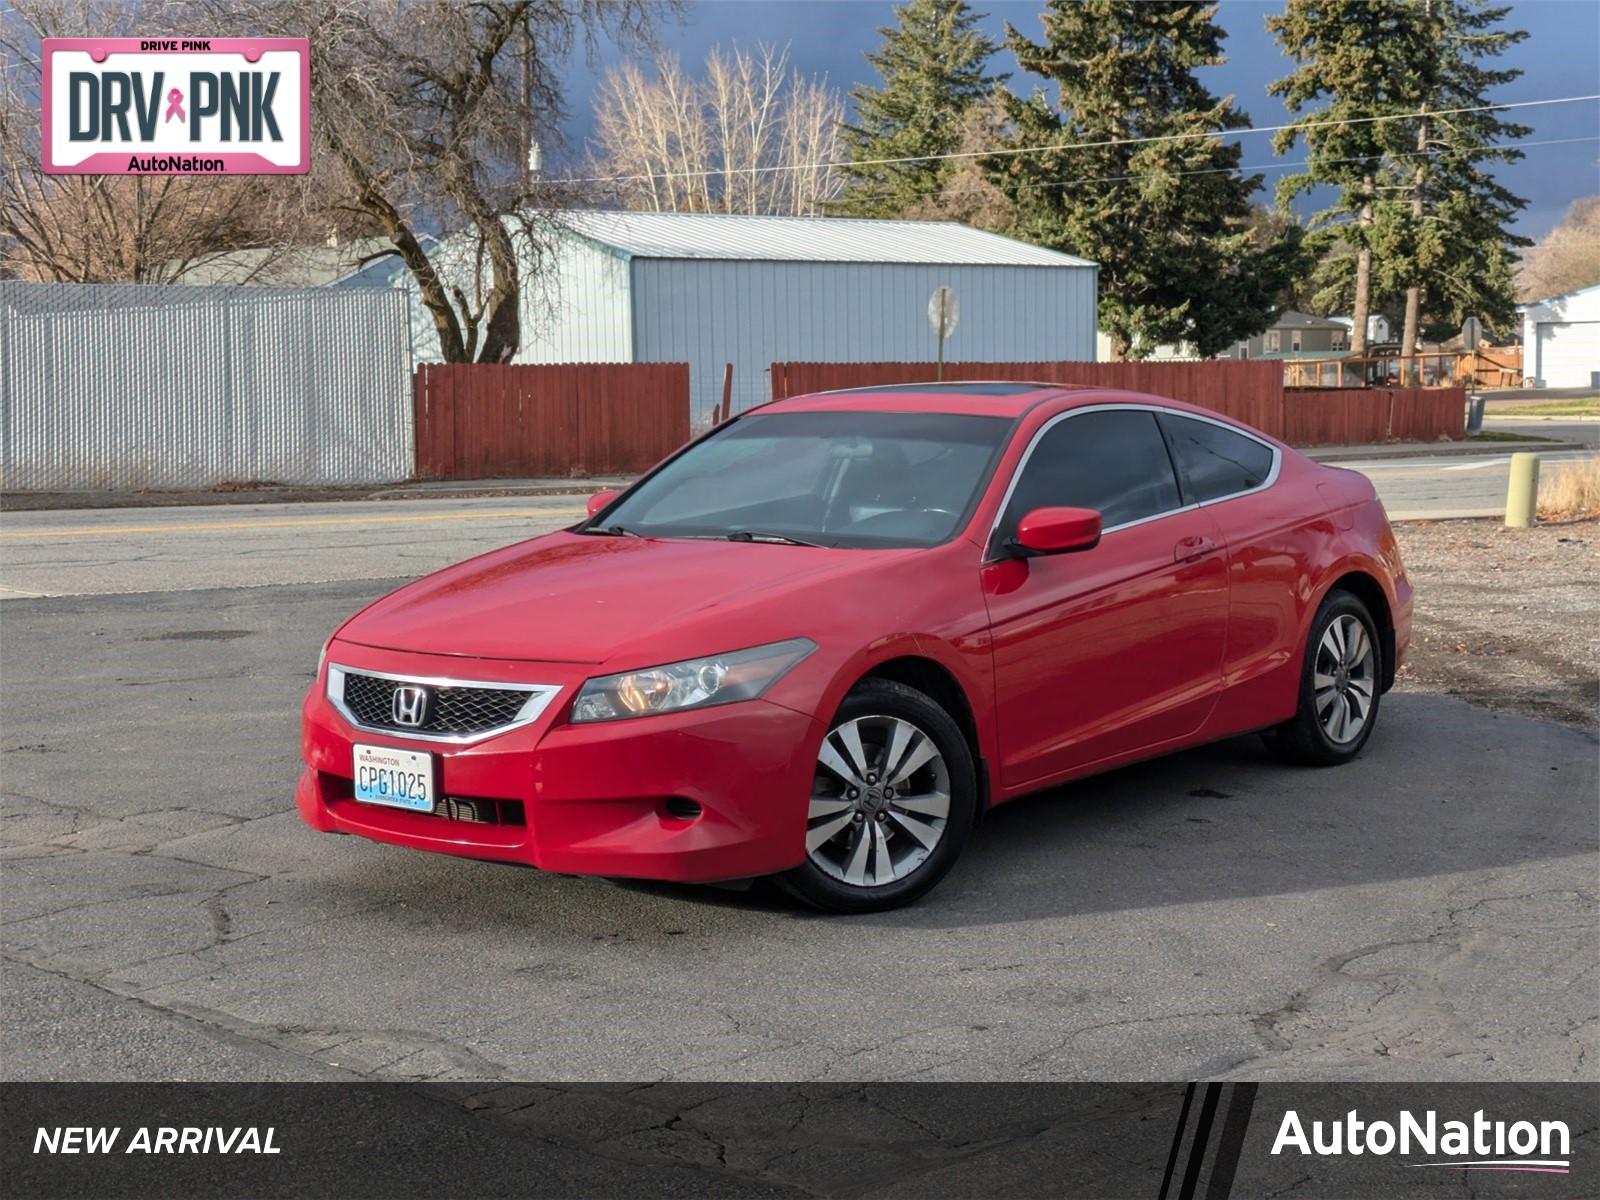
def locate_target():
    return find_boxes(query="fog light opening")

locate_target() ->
[663,797,702,821]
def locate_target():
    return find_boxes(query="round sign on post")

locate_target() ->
[928,286,959,338]
[929,286,958,381]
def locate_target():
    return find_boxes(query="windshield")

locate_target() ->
[588,410,1013,549]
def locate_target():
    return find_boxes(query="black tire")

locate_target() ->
[776,678,977,913]
[1264,588,1384,766]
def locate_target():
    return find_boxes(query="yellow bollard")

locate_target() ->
[1504,452,1540,528]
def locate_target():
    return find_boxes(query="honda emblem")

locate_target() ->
[391,685,428,727]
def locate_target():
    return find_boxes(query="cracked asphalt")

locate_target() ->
[2,498,1596,1095]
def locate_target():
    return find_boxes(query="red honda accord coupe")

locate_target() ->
[298,383,1410,911]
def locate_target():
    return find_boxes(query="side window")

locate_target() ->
[1002,410,1182,532]
[1158,413,1275,503]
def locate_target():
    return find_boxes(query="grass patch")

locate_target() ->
[1469,430,1555,443]
[1539,457,1600,521]
[1489,398,1600,417]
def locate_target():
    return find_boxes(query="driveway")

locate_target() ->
[2,499,1594,1084]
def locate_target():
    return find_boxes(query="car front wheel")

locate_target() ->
[777,678,976,913]
[1265,588,1383,766]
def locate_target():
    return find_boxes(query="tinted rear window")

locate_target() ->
[1158,414,1275,503]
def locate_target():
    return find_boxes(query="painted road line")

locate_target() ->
[1442,458,1512,471]
[0,507,585,540]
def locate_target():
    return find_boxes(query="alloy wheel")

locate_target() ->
[807,714,951,887]
[1314,614,1376,744]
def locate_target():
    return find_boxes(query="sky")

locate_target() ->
[557,0,1600,241]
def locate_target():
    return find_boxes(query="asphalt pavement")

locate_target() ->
[1331,444,1597,521]
[1,483,1596,1086]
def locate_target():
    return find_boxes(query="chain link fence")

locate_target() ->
[0,282,413,491]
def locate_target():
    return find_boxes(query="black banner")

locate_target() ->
[4,1082,1595,1198]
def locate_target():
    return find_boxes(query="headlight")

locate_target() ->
[570,638,815,723]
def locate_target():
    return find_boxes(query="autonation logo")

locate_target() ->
[1272,1108,1571,1175]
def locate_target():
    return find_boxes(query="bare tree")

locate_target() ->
[590,43,845,217]
[776,70,845,218]
[903,94,1014,231]
[592,55,712,213]
[262,0,660,364]
[1516,195,1600,303]
[0,2,296,283]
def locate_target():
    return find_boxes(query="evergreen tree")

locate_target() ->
[1385,0,1530,369]
[1267,0,1432,353]
[990,1,1305,359]
[834,0,1005,217]
[1271,0,1530,365]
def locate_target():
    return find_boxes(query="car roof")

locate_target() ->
[764,381,1231,420]
[763,381,1086,418]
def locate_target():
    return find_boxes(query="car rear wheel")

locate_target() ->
[777,678,976,913]
[1265,588,1383,766]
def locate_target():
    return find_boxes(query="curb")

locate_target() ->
[1482,413,1600,423]
[0,481,620,513]
[1307,440,1572,463]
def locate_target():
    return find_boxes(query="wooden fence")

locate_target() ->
[410,362,1464,481]
[1284,387,1466,446]
[773,360,1288,437]
[773,362,1465,446]
[413,363,690,479]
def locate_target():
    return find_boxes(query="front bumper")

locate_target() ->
[298,642,823,883]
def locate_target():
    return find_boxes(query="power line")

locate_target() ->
[554,92,1600,188]
[1004,134,1600,195]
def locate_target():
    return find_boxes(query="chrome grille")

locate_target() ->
[338,671,535,736]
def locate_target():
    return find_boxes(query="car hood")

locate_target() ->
[335,531,891,664]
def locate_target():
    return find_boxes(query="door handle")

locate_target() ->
[1174,534,1216,563]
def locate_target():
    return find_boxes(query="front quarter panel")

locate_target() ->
[758,537,999,769]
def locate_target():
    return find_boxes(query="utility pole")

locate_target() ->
[1400,0,1435,388]
[519,16,533,194]
[1400,99,1428,387]
[1350,176,1374,357]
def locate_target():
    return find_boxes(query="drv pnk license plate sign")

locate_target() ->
[353,744,435,813]
[41,38,309,175]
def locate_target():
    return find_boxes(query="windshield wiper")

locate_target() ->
[582,524,641,537]
[722,530,828,548]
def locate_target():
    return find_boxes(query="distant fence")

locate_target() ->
[414,363,690,479]
[772,361,1465,445]
[0,282,412,491]
[774,360,1288,436]
[1285,387,1467,445]
[1283,348,1522,390]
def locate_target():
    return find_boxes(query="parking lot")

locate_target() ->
[2,491,1596,1086]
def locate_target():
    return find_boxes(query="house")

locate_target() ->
[1225,311,1349,360]
[1093,332,1201,362]
[408,211,1098,420]
[1330,313,1391,346]
[1518,282,1600,388]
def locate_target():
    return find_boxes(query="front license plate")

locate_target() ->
[353,744,435,812]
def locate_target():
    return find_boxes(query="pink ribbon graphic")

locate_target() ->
[164,88,185,123]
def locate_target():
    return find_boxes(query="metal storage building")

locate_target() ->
[409,211,1098,422]
[1518,282,1600,388]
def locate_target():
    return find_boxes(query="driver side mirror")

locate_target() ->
[586,489,621,517]
[1007,506,1102,557]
